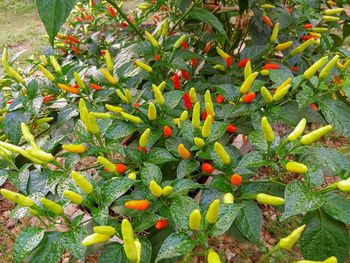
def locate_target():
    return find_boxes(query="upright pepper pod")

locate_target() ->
[180,110,188,121]
[276,225,306,250]
[201,115,212,138]
[273,84,291,101]
[149,180,163,197]
[124,89,133,104]
[162,186,173,196]
[300,125,332,145]
[256,193,285,206]
[270,22,279,43]
[105,50,114,73]
[94,226,116,236]
[189,209,201,230]
[2,48,9,71]
[116,89,128,103]
[260,86,273,103]
[244,60,252,80]
[214,142,230,165]
[163,125,172,138]
[275,41,293,51]
[121,112,143,123]
[183,92,192,110]
[121,219,138,263]
[145,31,159,48]
[88,112,100,134]
[319,55,339,79]
[21,122,35,143]
[98,156,116,173]
[194,137,205,148]
[189,87,197,103]
[7,67,24,83]
[288,118,307,141]
[303,56,329,79]
[148,103,157,120]
[0,189,35,207]
[38,65,55,81]
[100,68,117,84]
[286,162,308,174]
[240,72,259,93]
[158,81,166,91]
[275,77,292,93]
[205,199,220,224]
[71,171,93,194]
[49,56,62,73]
[152,85,165,105]
[261,117,274,143]
[178,143,190,159]
[139,128,151,148]
[290,39,315,56]
[63,190,84,204]
[173,34,186,50]
[216,47,229,60]
[81,233,111,247]
[207,249,221,263]
[125,200,150,210]
[40,198,63,215]
[135,60,153,73]
[337,178,350,192]
[223,193,234,204]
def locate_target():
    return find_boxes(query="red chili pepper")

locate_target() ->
[63,39,71,45]
[226,124,237,133]
[238,58,250,68]
[153,15,159,24]
[107,6,116,17]
[72,84,79,89]
[215,94,224,104]
[71,45,79,55]
[291,66,298,72]
[191,58,197,67]
[115,163,127,173]
[155,54,161,61]
[120,21,128,28]
[163,126,172,138]
[101,50,106,56]
[43,95,54,103]
[288,7,293,13]
[202,163,214,173]
[137,146,148,153]
[171,73,181,90]
[155,219,168,229]
[181,69,189,80]
[263,63,279,70]
[231,173,242,186]
[303,23,313,29]
[226,56,233,67]
[300,35,315,41]
[6,100,13,105]
[83,13,93,21]
[204,42,211,53]
[133,102,140,107]
[128,15,134,23]
[201,111,208,120]
[262,15,273,27]
[242,92,256,103]
[76,17,83,22]
[181,41,187,49]
[90,0,95,6]
[67,35,79,44]
[90,83,102,90]
[310,103,319,111]
[183,92,192,110]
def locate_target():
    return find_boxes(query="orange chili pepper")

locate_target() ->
[125,200,150,210]
[262,15,273,27]
[58,83,79,94]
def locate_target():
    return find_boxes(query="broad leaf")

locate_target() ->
[322,193,350,224]
[101,177,134,206]
[170,196,199,230]
[141,162,162,186]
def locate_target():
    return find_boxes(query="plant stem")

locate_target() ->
[105,0,144,40]
[169,1,203,34]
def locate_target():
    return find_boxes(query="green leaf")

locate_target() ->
[168,179,202,198]
[281,181,324,221]
[147,147,177,164]
[99,242,127,263]
[141,162,162,186]
[155,232,196,262]
[300,210,350,262]
[170,196,199,230]
[139,237,152,263]
[322,193,350,224]
[35,0,76,45]
[249,130,268,152]
[92,206,109,225]
[164,91,183,109]
[188,8,226,37]
[176,159,199,179]
[206,121,227,144]
[101,177,134,206]
[208,204,242,237]
[318,97,350,139]
[4,111,30,144]
[234,200,262,244]
[209,174,232,193]
[62,230,86,261]
[13,227,45,263]
[105,121,138,142]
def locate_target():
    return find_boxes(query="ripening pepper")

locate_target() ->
[273,84,291,101]
[202,115,212,138]
[262,15,273,27]
[21,122,35,143]
[270,22,279,43]
[135,60,153,73]
[300,125,333,145]
[192,102,201,129]
[303,56,329,79]
[163,126,172,138]
[207,249,221,263]
[88,112,99,134]
[98,156,116,173]
[261,117,274,143]
[148,103,157,120]
[0,189,35,207]
[173,34,186,50]
[152,85,165,105]
[63,190,83,204]
[288,118,307,141]
[139,128,150,148]
[155,219,168,230]
[178,143,190,159]
[206,199,220,224]
[240,72,259,94]
[189,209,201,230]
[157,81,166,92]
[296,256,338,263]
[244,60,252,79]
[124,200,150,210]
[149,180,163,197]
[100,68,117,84]
[121,219,139,262]
[26,148,54,163]
[256,193,285,206]
[275,41,293,51]
[214,142,230,165]
[276,225,306,250]
[71,171,93,194]
[105,50,114,73]
[120,112,143,123]
[231,173,242,186]
[189,87,197,103]
[261,4,275,9]
[286,161,308,174]
[127,171,137,180]
[238,58,250,68]
[40,198,63,215]
[261,86,273,103]
[319,55,339,79]
[290,39,315,56]
[242,92,256,103]
[194,137,205,148]
[216,47,230,60]
[205,103,215,118]
[145,31,159,48]
[94,226,116,236]
[81,233,110,247]
[336,178,350,192]
[62,144,86,153]
[57,83,79,94]
[162,186,173,196]
[223,193,234,204]
[202,163,214,173]
[226,124,237,133]
[106,104,123,113]
[49,56,62,73]
[38,65,55,81]
[261,70,269,76]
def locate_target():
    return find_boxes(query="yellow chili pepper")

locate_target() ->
[40,198,63,215]
[296,256,338,263]
[92,112,112,119]
[35,117,54,125]
[324,8,344,15]
[148,103,157,120]
[81,233,110,247]
[149,180,163,197]
[319,55,339,79]
[223,193,234,204]
[303,56,329,79]
[7,67,24,83]
[178,143,190,159]
[189,209,201,230]
[189,87,197,103]
[273,84,291,101]
[2,47,9,71]
[173,34,186,50]
[71,171,93,194]
[260,69,270,76]
[105,49,114,73]
[256,193,285,206]
[63,190,84,204]
[116,89,127,102]
[270,22,279,43]
[322,15,339,22]
[275,41,293,51]
[205,199,220,224]
[276,225,306,250]
[309,27,328,33]
[214,142,230,165]
[261,4,275,9]
[49,56,62,73]
[275,77,292,93]
[240,72,259,93]
[105,104,123,113]
[26,148,54,163]
[290,39,315,56]
[244,60,252,79]
[145,31,159,48]
[180,110,188,121]
[135,60,153,73]
[261,117,274,143]
[74,72,86,89]
[0,189,35,207]
[152,85,165,105]
[38,65,55,81]
[213,65,225,71]
[88,112,100,134]
[158,81,166,91]
[216,47,229,60]
[260,86,273,103]
[201,115,212,138]
[162,186,173,196]
[98,156,116,172]
[100,68,117,84]
[94,226,116,236]
[206,103,215,118]
[194,137,205,148]
[21,122,35,143]
[286,161,308,174]
[204,90,213,106]
[139,128,151,148]
[337,178,350,192]
[300,125,333,145]
[121,219,138,262]
[288,118,307,141]
[207,249,221,263]
[121,112,143,123]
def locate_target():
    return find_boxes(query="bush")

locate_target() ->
[0,0,350,262]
